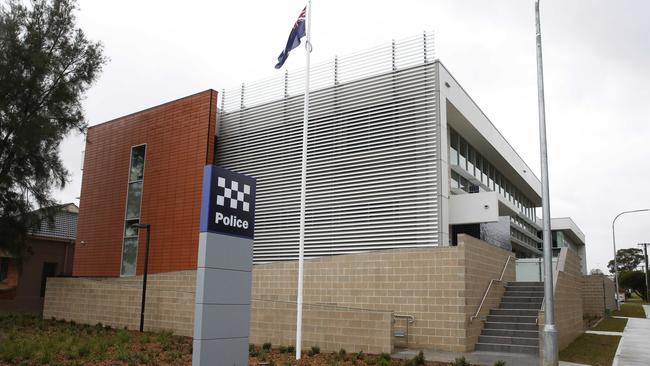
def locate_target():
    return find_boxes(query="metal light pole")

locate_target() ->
[638,243,650,303]
[134,223,151,332]
[612,209,649,310]
[534,1,558,365]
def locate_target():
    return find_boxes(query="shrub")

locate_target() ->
[605,308,612,318]
[308,345,320,356]
[278,345,288,353]
[453,356,469,366]
[156,330,174,351]
[379,352,391,361]
[377,357,390,366]
[356,350,365,360]
[338,348,347,358]
[414,351,426,365]
[287,345,296,354]
[263,342,272,351]
[494,361,506,366]
[249,345,261,358]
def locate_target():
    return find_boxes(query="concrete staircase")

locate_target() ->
[475,281,543,354]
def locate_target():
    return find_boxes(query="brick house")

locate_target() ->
[0,203,77,313]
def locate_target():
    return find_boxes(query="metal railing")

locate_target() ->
[470,255,515,322]
[392,313,415,347]
[219,31,435,113]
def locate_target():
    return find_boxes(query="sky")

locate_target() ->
[55,0,650,273]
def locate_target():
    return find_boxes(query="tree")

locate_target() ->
[608,248,644,274]
[590,268,604,275]
[619,271,648,302]
[0,0,106,255]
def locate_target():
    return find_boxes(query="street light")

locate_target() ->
[612,209,649,310]
[638,243,650,304]
[133,223,151,332]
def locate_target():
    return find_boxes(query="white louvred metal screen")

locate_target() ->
[217,32,440,262]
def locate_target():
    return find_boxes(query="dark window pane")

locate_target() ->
[0,258,8,282]
[467,148,475,176]
[124,220,139,238]
[459,139,467,169]
[129,145,146,182]
[121,238,138,276]
[449,130,459,165]
[126,182,142,219]
[40,262,57,297]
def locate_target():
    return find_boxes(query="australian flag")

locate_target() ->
[275,7,307,69]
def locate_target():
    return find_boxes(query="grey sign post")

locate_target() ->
[192,165,256,366]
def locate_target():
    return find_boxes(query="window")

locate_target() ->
[459,139,467,170]
[467,147,475,176]
[40,262,57,297]
[0,258,8,282]
[450,171,459,190]
[449,130,459,165]
[121,145,146,276]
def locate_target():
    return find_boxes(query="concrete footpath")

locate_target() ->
[393,349,588,366]
[612,304,650,366]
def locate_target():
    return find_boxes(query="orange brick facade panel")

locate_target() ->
[73,90,217,277]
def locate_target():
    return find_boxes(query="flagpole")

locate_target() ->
[535,1,558,365]
[295,0,311,361]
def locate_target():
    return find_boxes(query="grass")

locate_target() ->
[592,317,627,332]
[626,293,649,305]
[0,313,191,365]
[613,303,647,318]
[0,314,473,366]
[559,334,621,366]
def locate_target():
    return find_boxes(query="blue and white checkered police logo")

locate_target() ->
[201,165,256,238]
[215,176,251,229]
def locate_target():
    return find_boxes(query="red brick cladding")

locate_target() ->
[73,90,217,277]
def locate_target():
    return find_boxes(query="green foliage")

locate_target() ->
[0,0,106,256]
[619,271,648,301]
[338,348,347,358]
[249,344,261,357]
[308,345,320,356]
[379,352,391,361]
[263,342,272,351]
[278,345,288,353]
[413,350,426,365]
[452,356,469,366]
[356,350,365,360]
[494,361,506,366]
[286,345,295,354]
[608,248,644,274]
[376,357,390,366]
[156,330,174,351]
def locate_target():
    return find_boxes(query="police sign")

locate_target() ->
[200,165,256,239]
[194,165,256,366]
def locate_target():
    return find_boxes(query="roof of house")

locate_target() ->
[28,203,78,242]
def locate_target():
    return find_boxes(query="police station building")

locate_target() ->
[44,34,594,355]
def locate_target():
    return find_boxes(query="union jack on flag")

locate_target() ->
[275,7,307,69]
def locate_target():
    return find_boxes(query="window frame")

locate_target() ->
[120,144,147,277]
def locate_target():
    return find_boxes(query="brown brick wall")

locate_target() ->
[45,236,513,353]
[73,90,217,277]
[582,274,616,317]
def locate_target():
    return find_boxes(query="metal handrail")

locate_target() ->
[393,313,415,323]
[470,255,515,322]
[392,313,415,347]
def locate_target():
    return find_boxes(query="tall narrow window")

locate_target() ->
[121,145,146,276]
[449,129,459,165]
